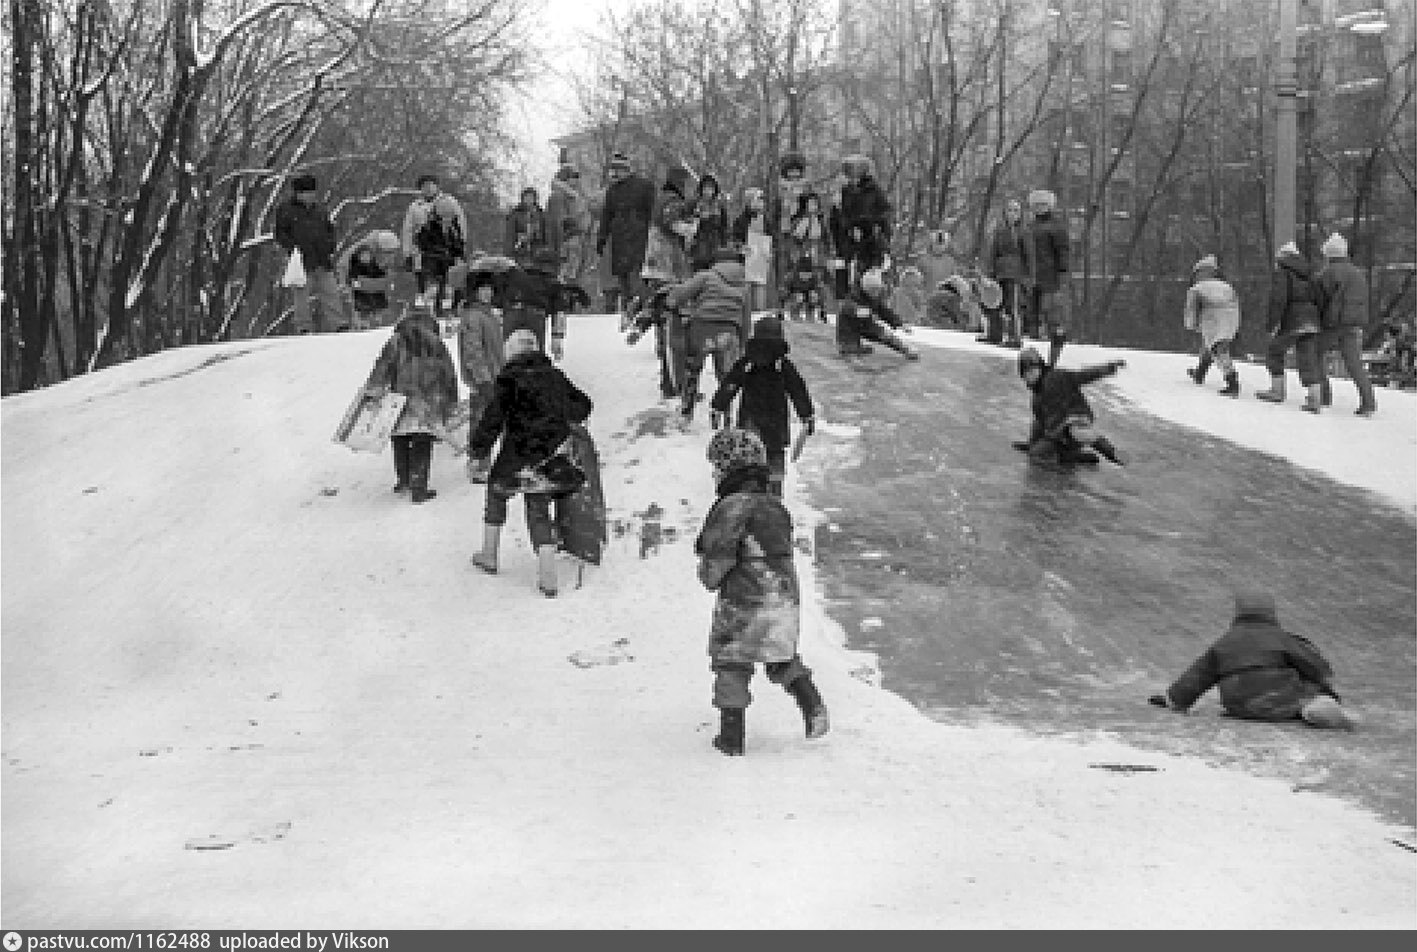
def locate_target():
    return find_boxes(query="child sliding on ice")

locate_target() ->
[1013,346,1127,470]
[708,315,814,498]
[695,428,829,756]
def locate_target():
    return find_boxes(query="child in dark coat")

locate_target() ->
[708,316,814,498]
[1013,346,1126,469]
[1150,591,1357,729]
[836,268,920,360]
[695,427,830,756]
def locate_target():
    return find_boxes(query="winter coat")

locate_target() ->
[694,465,802,665]
[789,212,831,267]
[709,337,813,452]
[468,351,594,494]
[731,206,768,245]
[1166,605,1338,720]
[504,202,550,264]
[1316,259,1371,331]
[641,186,693,282]
[1027,362,1121,443]
[347,252,390,311]
[457,302,504,390]
[687,179,730,269]
[1182,277,1241,350]
[546,179,590,252]
[666,260,747,328]
[1028,212,1070,292]
[400,194,468,267]
[839,175,891,239]
[274,199,337,271]
[364,312,459,437]
[1265,252,1322,335]
[597,172,656,278]
[986,220,1035,284]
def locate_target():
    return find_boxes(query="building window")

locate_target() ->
[1109,0,1130,23]
[1109,179,1133,215]
[1110,50,1132,86]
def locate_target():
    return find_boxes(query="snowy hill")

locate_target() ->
[2,317,1414,928]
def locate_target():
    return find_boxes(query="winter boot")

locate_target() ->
[409,438,437,503]
[392,437,412,493]
[712,708,746,756]
[536,544,558,597]
[788,677,830,739]
[1048,330,1067,367]
[1218,371,1240,397]
[1255,374,1286,402]
[1091,437,1127,466]
[471,524,501,574]
[1301,383,1323,413]
[1187,351,1213,384]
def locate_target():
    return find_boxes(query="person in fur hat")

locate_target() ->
[1012,345,1126,469]
[686,172,730,273]
[400,173,469,317]
[274,173,344,333]
[596,152,656,316]
[708,315,815,498]
[836,267,920,360]
[1025,189,1071,365]
[546,162,593,288]
[839,154,892,276]
[362,303,460,503]
[695,427,830,756]
[505,186,550,268]
[1150,591,1357,730]
[469,328,594,597]
[1182,254,1242,397]
[1314,232,1378,417]
[1255,241,1325,411]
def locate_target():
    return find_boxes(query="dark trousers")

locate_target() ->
[1317,326,1377,410]
[485,489,556,547]
[711,655,811,709]
[390,434,434,489]
[998,279,1023,342]
[416,262,452,315]
[1264,330,1321,385]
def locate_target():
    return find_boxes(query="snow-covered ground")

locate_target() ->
[2,316,1414,928]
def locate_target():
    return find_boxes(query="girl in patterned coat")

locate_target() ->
[695,428,829,756]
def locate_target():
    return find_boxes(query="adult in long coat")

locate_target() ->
[596,152,655,310]
[469,329,594,597]
[1182,255,1242,396]
[1152,591,1356,729]
[695,427,828,755]
[983,200,1034,346]
[1025,189,1070,364]
[1314,232,1377,416]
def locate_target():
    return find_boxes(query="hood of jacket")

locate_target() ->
[744,336,789,364]
[696,173,721,199]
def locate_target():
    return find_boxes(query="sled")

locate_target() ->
[555,422,608,567]
[332,389,407,453]
[430,398,474,455]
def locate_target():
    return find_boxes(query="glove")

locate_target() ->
[626,329,642,346]
[1148,694,1170,709]
[1011,440,1032,452]
[550,337,564,361]
[803,417,815,436]
[1111,359,1127,371]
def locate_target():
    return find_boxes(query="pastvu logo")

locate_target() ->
[3,932,23,952]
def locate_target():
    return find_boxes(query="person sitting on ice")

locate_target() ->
[1012,345,1126,469]
[695,427,829,756]
[1148,590,1358,730]
[836,267,920,360]
[708,315,815,498]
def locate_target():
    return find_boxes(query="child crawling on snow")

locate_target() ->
[1013,345,1126,470]
[694,428,829,756]
[708,314,814,498]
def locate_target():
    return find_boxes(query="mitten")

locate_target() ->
[626,330,642,345]
[1011,440,1032,452]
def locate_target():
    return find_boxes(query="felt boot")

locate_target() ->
[472,525,501,574]
[712,708,745,756]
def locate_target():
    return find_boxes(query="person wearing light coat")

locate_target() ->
[1182,254,1242,397]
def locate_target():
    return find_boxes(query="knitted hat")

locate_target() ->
[706,427,767,484]
[752,315,785,341]
[1234,590,1278,620]
[291,173,318,192]
[1277,241,1301,257]
[1321,232,1349,258]
[1192,254,1219,275]
[505,329,540,359]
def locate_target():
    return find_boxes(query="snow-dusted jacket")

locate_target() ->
[597,172,656,278]
[504,199,549,264]
[666,260,746,327]
[1165,604,1338,720]
[274,199,337,270]
[364,312,459,437]
[1182,277,1241,349]
[1027,362,1122,443]
[468,351,593,494]
[709,337,813,452]
[1028,212,1070,292]
[1316,259,1370,330]
[986,219,1035,284]
[401,194,468,264]
[695,466,801,665]
[457,303,504,390]
[1266,252,1320,334]
[641,185,693,282]
[546,179,590,258]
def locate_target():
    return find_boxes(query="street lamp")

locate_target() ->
[1274,0,1298,250]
